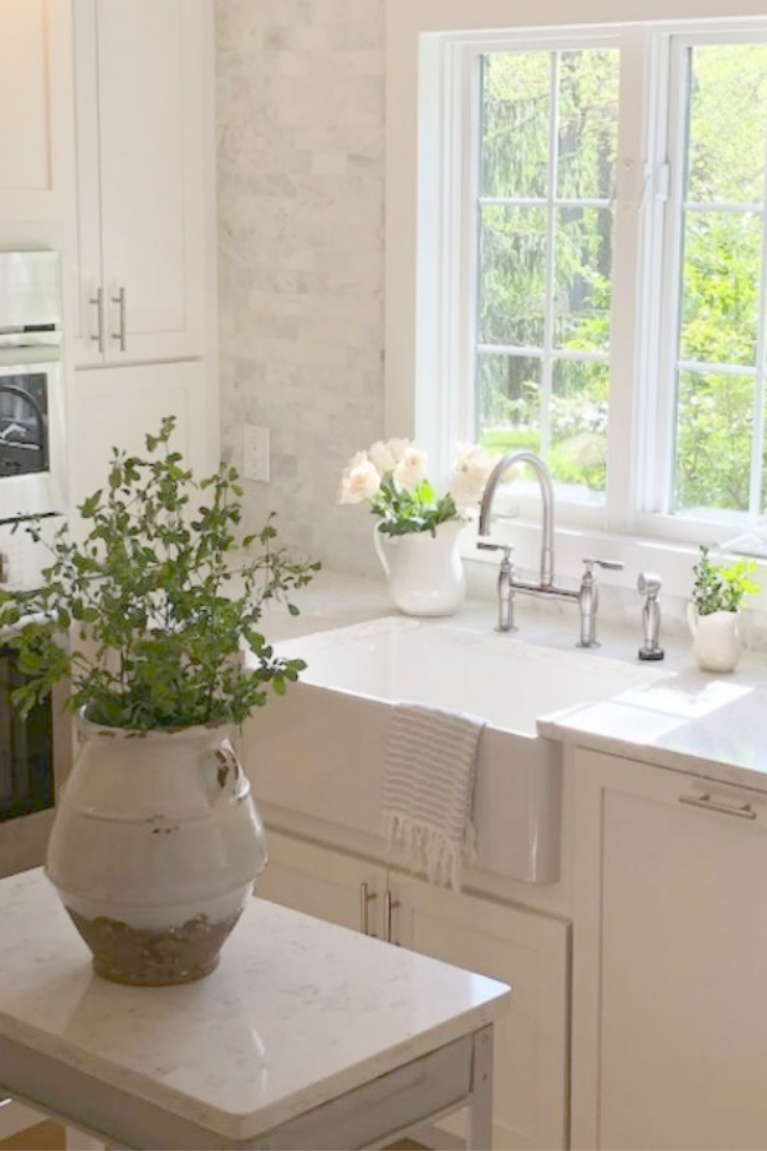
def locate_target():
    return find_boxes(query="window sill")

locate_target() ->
[459,517,767,612]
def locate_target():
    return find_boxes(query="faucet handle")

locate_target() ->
[478,540,510,554]
[582,556,625,576]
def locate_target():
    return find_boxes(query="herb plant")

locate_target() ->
[691,545,759,616]
[0,417,319,730]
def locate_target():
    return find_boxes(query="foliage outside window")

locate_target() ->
[670,43,767,519]
[459,27,767,530]
[476,47,617,503]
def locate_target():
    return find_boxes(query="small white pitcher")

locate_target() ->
[373,519,466,617]
[686,604,742,673]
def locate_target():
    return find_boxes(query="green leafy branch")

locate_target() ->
[0,417,320,729]
[369,475,460,538]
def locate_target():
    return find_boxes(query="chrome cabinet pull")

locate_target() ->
[384,889,401,944]
[111,286,126,350]
[679,792,757,821]
[359,882,377,936]
[89,287,104,353]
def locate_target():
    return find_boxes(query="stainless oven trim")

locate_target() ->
[0,251,66,521]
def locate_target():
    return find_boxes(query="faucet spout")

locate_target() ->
[478,450,555,588]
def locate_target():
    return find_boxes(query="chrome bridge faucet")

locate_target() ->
[477,449,623,646]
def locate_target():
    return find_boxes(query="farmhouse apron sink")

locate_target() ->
[244,617,667,883]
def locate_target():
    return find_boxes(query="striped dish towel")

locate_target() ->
[382,703,485,892]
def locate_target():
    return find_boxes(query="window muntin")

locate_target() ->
[475,47,619,505]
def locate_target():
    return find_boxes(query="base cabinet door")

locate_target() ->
[256,832,386,936]
[573,749,767,1151]
[391,875,570,1151]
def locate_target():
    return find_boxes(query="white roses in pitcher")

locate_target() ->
[338,438,493,537]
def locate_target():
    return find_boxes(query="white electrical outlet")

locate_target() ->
[243,424,270,482]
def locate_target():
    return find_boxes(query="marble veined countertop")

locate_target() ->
[0,869,509,1143]
[258,568,767,794]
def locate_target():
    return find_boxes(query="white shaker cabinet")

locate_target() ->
[0,0,75,222]
[259,830,570,1151]
[67,360,212,508]
[572,748,767,1151]
[257,832,387,937]
[72,0,209,366]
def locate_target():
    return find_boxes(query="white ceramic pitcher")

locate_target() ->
[686,604,742,673]
[373,519,466,617]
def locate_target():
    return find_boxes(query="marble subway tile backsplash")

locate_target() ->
[215,0,385,576]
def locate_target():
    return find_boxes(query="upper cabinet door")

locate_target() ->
[0,0,75,221]
[73,0,208,365]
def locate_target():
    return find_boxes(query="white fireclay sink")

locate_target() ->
[245,617,667,884]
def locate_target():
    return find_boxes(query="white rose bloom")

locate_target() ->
[393,447,428,492]
[449,443,494,508]
[338,459,381,504]
[368,440,397,475]
[343,449,368,473]
[385,437,411,463]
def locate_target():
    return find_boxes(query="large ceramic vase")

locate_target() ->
[46,714,267,986]
[373,519,466,617]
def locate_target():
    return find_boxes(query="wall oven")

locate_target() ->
[0,636,70,879]
[0,643,54,820]
[0,251,69,877]
[0,250,66,521]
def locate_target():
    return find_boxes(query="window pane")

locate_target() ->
[551,359,608,498]
[479,206,546,346]
[557,49,619,201]
[477,354,542,454]
[675,370,754,513]
[554,207,612,352]
[679,211,761,367]
[481,52,551,199]
[687,45,767,205]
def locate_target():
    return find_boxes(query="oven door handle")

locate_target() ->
[0,384,47,461]
[0,345,61,367]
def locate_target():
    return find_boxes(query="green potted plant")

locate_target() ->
[688,545,759,672]
[0,417,319,986]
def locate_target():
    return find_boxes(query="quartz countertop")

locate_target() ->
[0,869,509,1143]
[537,657,767,792]
[258,568,767,794]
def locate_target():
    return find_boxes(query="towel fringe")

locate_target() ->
[383,810,475,893]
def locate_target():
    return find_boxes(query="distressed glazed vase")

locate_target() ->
[686,604,742,673]
[45,714,267,986]
[373,519,466,617]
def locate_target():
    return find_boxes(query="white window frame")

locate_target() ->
[386,0,767,596]
[641,24,767,538]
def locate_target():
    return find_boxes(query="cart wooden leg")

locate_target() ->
[466,1025,494,1150]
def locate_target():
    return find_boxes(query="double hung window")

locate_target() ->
[407,19,767,542]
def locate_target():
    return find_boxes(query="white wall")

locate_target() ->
[215,0,385,574]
